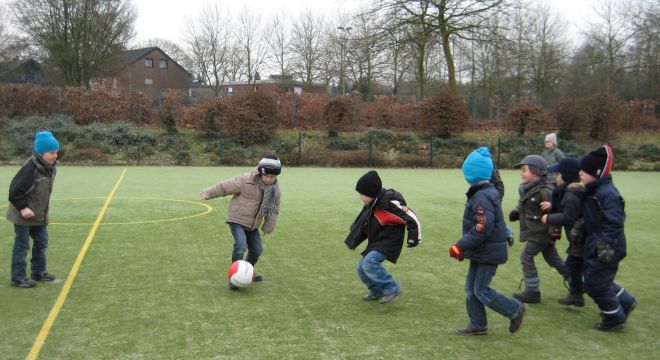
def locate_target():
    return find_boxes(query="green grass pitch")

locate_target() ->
[0,166,658,359]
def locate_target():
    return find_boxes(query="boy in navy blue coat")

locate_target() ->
[579,145,636,331]
[449,147,527,335]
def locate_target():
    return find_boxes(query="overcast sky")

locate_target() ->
[132,0,601,44]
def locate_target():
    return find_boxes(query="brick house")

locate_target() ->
[91,47,192,101]
[0,58,46,84]
[216,75,327,97]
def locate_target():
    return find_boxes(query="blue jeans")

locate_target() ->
[465,261,522,329]
[11,225,49,281]
[229,223,263,266]
[357,251,400,296]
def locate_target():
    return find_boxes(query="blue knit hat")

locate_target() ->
[34,131,60,154]
[462,147,494,184]
[548,157,580,183]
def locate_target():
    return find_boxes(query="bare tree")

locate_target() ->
[183,4,231,96]
[290,10,326,88]
[235,6,269,84]
[140,38,193,73]
[11,0,136,87]
[266,13,293,81]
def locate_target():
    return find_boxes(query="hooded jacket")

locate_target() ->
[345,189,421,263]
[7,154,56,226]
[582,176,626,262]
[202,168,280,233]
[457,182,508,264]
[546,182,585,257]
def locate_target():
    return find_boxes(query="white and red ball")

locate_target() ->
[227,260,254,288]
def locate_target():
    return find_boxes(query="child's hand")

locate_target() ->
[509,209,519,222]
[407,238,420,248]
[20,208,35,219]
[449,243,463,261]
[200,191,208,200]
[541,214,548,224]
[540,201,552,211]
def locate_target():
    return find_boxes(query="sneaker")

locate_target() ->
[31,272,56,281]
[456,326,488,336]
[558,293,585,307]
[510,303,528,333]
[379,291,401,304]
[594,322,625,332]
[11,278,37,288]
[228,282,239,290]
[362,292,382,301]
[253,274,263,282]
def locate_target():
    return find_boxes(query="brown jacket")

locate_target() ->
[202,169,280,233]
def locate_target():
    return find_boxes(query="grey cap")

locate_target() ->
[514,155,548,175]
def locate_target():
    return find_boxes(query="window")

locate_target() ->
[159,59,168,69]
[144,78,153,85]
[226,87,233,95]
[144,58,153,68]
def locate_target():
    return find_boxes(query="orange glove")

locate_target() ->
[449,243,463,261]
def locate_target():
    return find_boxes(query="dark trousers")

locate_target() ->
[520,241,569,280]
[583,257,636,326]
[564,255,584,295]
[11,224,49,281]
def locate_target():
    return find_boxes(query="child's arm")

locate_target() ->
[457,198,496,251]
[200,175,243,200]
[389,200,422,247]
[8,165,35,213]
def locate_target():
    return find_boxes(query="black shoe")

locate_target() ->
[510,303,528,333]
[31,272,56,281]
[624,300,637,317]
[362,292,382,301]
[513,289,541,303]
[558,293,585,307]
[12,278,37,288]
[379,291,401,304]
[253,274,263,282]
[456,326,488,336]
[594,322,625,332]
[228,282,239,290]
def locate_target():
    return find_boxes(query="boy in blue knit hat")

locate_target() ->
[7,131,60,288]
[449,147,527,335]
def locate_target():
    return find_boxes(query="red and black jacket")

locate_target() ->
[345,189,421,263]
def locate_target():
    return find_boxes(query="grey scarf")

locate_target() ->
[258,179,280,217]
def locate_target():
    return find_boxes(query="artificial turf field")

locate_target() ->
[0,166,658,359]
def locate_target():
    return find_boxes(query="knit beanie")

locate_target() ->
[462,147,494,184]
[33,131,60,154]
[580,145,613,179]
[545,133,558,146]
[548,157,580,183]
[514,155,548,176]
[258,155,282,175]
[355,170,382,198]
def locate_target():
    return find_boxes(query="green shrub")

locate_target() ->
[635,143,660,162]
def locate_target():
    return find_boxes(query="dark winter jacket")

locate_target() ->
[6,154,56,226]
[456,182,508,264]
[582,176,626,262]
[546,182,585,257]
[345,189,421,263]
[510,177,559,245]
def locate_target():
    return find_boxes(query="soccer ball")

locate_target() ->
[227,260,254,288]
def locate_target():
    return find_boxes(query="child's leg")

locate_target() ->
[540,243,569,278]
[229,223,248,263]
[357,257,381,295]
[611,283,636,316]
[358,251,399,296]
[515,242,543,302]
[464,261,488,329]
[11,225,31,281]
[583,258,626,328]
[564,255,584,294]
[244,229,263,266]
[30,226,49,276]
[471,262,522,321]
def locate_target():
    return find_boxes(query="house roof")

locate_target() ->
[121,47,192,76]
[0,58,39,77]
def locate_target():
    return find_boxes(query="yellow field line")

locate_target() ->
[26,168,128,360]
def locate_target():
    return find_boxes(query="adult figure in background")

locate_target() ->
[541,133,565,168]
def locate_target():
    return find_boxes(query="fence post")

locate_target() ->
[291,96,297,128]
[298,131,302,166]
[429,137,434,167]
[136,131,141,165]
[368,134,373,167]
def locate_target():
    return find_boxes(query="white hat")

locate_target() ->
[545,133,557,146]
